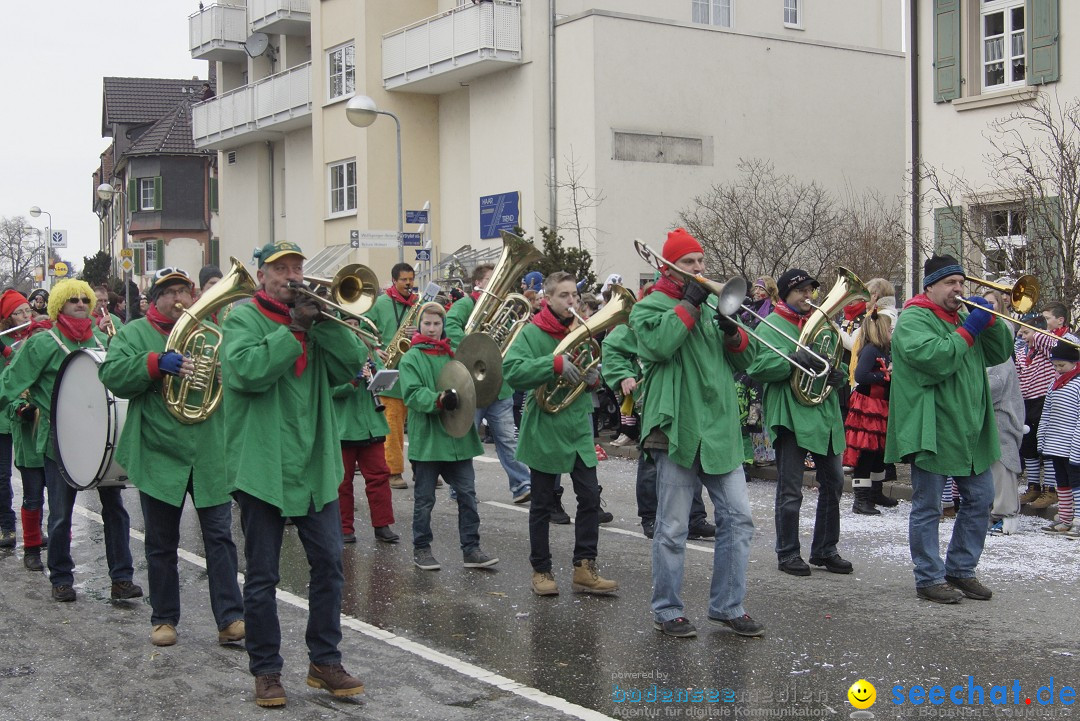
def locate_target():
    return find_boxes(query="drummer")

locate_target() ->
[0,279,142,603]
[99,268,245,647]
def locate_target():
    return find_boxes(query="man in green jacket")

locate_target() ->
[630,229,761,639]
[747,268,853,578]
[99,267,244,648]
[885,255,1013,604]
[222,242,366,708]
[505,271,617,597]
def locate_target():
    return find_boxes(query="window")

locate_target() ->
[139,178,156,210]
[327,43,355,100]
[981,1,1025,90]
[982,206,1027,276]
[143,241,158,274]
[692,0,733,28]
[328,159,357,215]
[783,0,801,27]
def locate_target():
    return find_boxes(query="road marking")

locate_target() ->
[72,504,613,721]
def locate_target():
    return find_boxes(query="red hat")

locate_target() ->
[662,228,703,263]
[0,290,29,320]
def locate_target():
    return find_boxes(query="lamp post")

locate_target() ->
[96,183,133,323]
[346,95,404,264]
[28,206,52,289]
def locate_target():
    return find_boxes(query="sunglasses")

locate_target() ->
[66,297,92,304]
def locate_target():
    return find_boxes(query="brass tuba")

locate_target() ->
[791,266,870,406]
[533,285,636,414]
[163,256,257,424]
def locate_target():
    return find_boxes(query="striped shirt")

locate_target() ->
[1037,374,1080,459]
[1014,328,1079,399]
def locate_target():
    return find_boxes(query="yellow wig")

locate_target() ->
[47,279,96,321]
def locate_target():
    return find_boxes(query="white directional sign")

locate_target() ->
[356,230,400,249]
[51,230,68,249]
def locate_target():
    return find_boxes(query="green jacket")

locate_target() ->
[746,311,846,455]
[332,378,391,442]
[600,324,642,399]
[98,318,229,508]
[6,398,43,468]
[629,292,755,474]
[362,292,415,399]
[0,337,14,435]
[221,303,364,515]
[444,294,512,402]
[0,328,108,461]
[504,322,596,474]
[884,302,1014,475]
[398,344,482,462]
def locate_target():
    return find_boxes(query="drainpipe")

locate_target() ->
[267,140,276,242]
[909,0,921,298]
[548,0,557,230]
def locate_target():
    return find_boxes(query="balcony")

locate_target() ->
[249,0,311,36]
[189,4,248,62]
[192,62,312,150]
[383,0,522,94]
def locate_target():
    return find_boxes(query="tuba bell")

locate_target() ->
[163,256,257,424]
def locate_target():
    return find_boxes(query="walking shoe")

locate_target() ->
[708,614,765,637]
[463,548,499,568]
[1030,490,1059,509]
[1019,485,1042,504]
[413,547,441,571]
[1064,524,1080,538]
[51,584,76,602]
[598,508,614,524]
[944,575,992,600]
[150,624,177,647]
[550,497,571,525]
[531,571,559,596]
[641,519,655,539]
[388,474,408,490]
[1042,520,1072,534]
[512,487,532,504]
[571,559,618,594]
[777,557,811,577]
[342,532,357,544]
[988,519,1005,535]
[611,433,635,448]
[307,662,364,698]
[374,526,400,543]
[23,547,43,572]
[916,583,963,604]
[687,521,716,540]
[254,673,287,708]
[941,505,957,520]
[218,619,245,644]
[809,555,854,574]
[111,580,144,600]
[0,529,15,548]
[654,617,697,638]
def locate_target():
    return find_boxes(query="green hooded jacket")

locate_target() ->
[398,343,482,462]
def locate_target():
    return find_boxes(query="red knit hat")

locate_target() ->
[0,290,28,320]
[662,228,703,263]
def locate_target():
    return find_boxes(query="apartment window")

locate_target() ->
[692,0,733,28]
[139,178,157,210]
[981,0,1025,90]
[328,159,357,215]
[783,0,801,28]
[143,241,158,274]
[327,43,355,100]
[982,206,1027,276]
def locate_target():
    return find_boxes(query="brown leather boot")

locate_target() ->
[572,559,618,595]
[254,673,286,707]
[306,663,364,697]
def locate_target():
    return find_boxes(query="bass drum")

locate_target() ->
[50,348,128,490]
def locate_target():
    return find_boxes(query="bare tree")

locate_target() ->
[555,150,606,251]
[0,216,47,292]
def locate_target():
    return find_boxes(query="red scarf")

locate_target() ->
[773,302,809,330]
[531,300,572,340]
[652,274,684,300]
[25,318,53,337]
[469,290,482,302]
[386,286,416,306]
[144,303,177,337]
[843,301,867,322]
[1051,366,1080,391]
[410,333,454,356]
[55,314,94,343]
[254,290,308,377]
[903,294,960,325]
[1052,326,1071,338]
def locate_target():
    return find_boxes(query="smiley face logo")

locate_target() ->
[848,679,876,709]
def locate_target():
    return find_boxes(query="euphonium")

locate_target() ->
[533,285,636,414]
[790,266,870,406]
[163,256,257,423]
[463,230,544,351]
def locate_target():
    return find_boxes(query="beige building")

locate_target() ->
[190,0,905,286]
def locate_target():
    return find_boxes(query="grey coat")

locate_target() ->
[987,354,1024,474]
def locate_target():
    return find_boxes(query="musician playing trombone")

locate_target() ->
[631,229,761,639]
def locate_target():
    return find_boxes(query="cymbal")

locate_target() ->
[436,359,477,438]
[455,334,503,407]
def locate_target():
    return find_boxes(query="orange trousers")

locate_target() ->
[381,396,407,475]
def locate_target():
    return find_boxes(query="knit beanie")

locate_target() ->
[923,254,965,289]
[1050,340,1080,363]
[662,228,703,263]
[47,279,96,320]
[199,264,223,289]
[0,290,29,320]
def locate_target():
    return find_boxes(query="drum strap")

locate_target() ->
[45,329,105,355]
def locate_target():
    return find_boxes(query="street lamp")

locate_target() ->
[96,183,133,322]
[28,206,53,289]
[346,95,404,264]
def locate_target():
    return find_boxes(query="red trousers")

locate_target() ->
[338,442,395,535]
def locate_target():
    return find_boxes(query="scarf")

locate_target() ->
[652,274,684,301]
[254,290,307,376]
[1051,366,1080,391]
[774,302,810,330]
[25,318,53,337]
[903,294,960,325]
[843,301,867,322]
[410,333,453,357]
[386,286,416,306]
[144,303,177,337]
[470,290,483,302]
[531,300,572,340]
[55,314,94,343]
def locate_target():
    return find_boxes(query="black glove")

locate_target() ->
[715,309,739,337]
[289,298,320,331]
[682,281,709,308]
[438,389,459,412]
[157,350,185,377]
[790,348,827,375]
[826,368,847,388]
[15,404,36,423]
[558,356,582,385]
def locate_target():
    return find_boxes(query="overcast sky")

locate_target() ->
[2,1,207,271]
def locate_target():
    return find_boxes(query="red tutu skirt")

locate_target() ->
[842,390,888,467]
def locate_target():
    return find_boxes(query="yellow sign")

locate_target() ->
[120,248,134,258]
[120,258,134,273]
[53,262,69,278]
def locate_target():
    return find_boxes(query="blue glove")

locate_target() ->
[960,295,993,336]
[158,350,186,377]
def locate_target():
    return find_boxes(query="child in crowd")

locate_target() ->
[843,308,892,515]
[1036,341,1080,536]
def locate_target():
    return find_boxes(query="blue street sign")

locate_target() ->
[479,192,520,239]
[401,232,423,247]
[405,210,429,225]
[414,249,431,261]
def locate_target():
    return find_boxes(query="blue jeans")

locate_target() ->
[235,490,344,676]
[0,433,14,531]
[44,458,134,587]
[19,466,46,512]
[651,450,754,623]
[909,465,994,588]
[475,396,530,496]
[635,452,708,528]
[412,460,481,553]
[139,483,243,630]
[773,429,844,562]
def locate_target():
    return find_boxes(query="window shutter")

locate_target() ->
[128,179,138,213]
[210,237,220,267]
[934,205,964,258]
[1026,196,1061,287]
[1027,0,1059,85]
[134,248,144,275]
[209,176,219,212]
[933,0,961,102]
[153,176,163,211]
[155,239,165,271]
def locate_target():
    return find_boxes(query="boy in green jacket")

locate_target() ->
[399,302,497,571]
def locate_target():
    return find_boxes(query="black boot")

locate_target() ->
[550,487,570,524]
[852,486,880,515]
[871,480,898,507]
[597,485,613,524]
[24,546,43,572]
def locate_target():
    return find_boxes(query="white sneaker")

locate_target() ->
[610,434,634,447]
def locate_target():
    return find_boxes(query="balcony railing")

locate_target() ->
[193,62,312,150]
[189,4,248,62]
[249,0,311,36]
[383,0,522,94]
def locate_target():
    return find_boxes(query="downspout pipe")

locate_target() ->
[909,0,921,298]
[549,0,557,230]
[267,140,276,243]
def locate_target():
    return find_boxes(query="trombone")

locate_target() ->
[633,239,831,378]
[287,263,382,351]
[965,274,1039,314]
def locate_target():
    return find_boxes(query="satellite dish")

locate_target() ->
[244,33,271,58]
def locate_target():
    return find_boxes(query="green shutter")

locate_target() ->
[933,0,962,102]
[210,237,220,267]
[155,239,165,271]
[209,177,219,212]
[1027,196,1061,287]
[153,176,163,211]
[934,205,964,258]
[1027,0,1059,85]
[134,248,144,276]
[128,178,138,213]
